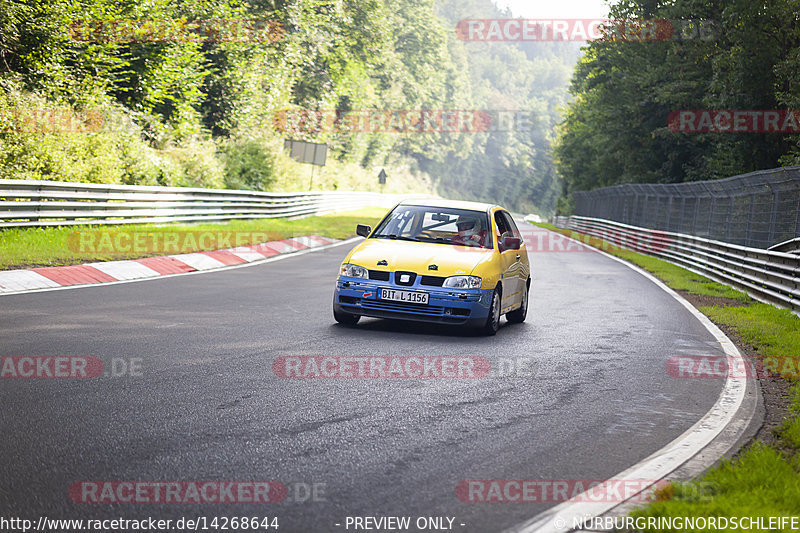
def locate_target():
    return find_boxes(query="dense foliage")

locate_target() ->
[0,0,579,214]
[554,0,800,213]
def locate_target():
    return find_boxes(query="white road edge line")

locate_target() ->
[0,237,360,297]
[507,228,749,533]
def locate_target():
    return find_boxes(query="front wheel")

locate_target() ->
[481,286,502,336]
[506,280,528,324]
[333,307,360,325]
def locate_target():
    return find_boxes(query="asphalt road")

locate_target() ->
[0,225,726,532]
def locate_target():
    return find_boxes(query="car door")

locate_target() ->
[500,210,529,298]
[493,210,519,311]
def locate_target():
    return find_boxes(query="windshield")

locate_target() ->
[372,205,492,249]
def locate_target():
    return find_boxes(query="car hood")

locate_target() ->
[346,238,493,277]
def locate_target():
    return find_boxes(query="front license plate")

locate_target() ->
[379,288,429,305]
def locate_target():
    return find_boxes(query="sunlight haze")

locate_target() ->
[494,0,610,19]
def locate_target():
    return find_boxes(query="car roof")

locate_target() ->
[396,198,499,212]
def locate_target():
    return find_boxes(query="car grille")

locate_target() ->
[365,271,446,286]
[419,275,446,286]
[360,299,444,316]
[368,270,390,281]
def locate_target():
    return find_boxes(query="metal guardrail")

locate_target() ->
[0,179,425,228]
[770,237,800,255]
[552,215,800,313]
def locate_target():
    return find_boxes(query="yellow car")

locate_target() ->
[333,199,530,335]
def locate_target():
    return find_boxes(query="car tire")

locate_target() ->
[481,286,502,336]
[506,279,529,324]
[333,307,360,325]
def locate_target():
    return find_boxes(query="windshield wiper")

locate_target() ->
[378,234,419,242]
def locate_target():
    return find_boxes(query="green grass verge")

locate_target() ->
[536,222,800,527]
[0,207,386,270]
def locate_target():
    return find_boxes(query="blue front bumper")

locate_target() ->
[334,276,493,326]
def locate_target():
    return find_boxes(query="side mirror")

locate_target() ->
[502,233,521,250]
[356,224,372,238]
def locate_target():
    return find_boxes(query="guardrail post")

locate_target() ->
[32,184,41,223]
[767,186,779,247]
[745,193,756,247]
[795,196,800,238]
[708,194,716,238]
[621,193,628,223]
[665,196,672,230]
[725,195,734,242]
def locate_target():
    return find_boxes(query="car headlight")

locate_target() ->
[443,275,481,289]
[340,263,368,278]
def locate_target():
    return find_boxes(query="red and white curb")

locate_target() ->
[0,236,339,294]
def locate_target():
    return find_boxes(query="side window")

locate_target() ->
[501,212,521,239]
[494,211,511,248]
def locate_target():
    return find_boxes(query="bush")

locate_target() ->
[220,136,283,191]
[0,84,431,195]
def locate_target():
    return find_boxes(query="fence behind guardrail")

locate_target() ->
[572,167,800,249]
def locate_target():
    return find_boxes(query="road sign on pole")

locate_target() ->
[284,139,327,166]
[283,139,328,190]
